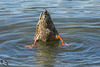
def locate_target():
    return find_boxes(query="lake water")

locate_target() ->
[0,0,100,67]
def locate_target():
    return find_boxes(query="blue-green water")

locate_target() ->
[0,0,100,67]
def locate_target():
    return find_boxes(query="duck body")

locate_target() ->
[25,10,69,49]
[34,10,58,41]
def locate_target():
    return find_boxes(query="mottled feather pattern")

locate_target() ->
[34,10,58,41]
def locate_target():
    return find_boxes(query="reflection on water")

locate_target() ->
[35,41,59,67]
[0,0,100,67]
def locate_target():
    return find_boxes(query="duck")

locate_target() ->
[25,10,69,48]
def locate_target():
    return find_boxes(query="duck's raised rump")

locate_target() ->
[34,10,58,41]
[25,10,69,49]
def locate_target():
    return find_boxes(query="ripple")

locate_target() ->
[0,0,100,67]
[67,42,85,52]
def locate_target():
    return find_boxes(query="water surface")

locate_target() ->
[0,0,100,67]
